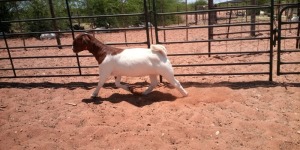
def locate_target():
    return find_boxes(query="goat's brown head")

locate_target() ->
[72,33,93,53]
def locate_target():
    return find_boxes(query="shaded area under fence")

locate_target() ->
[0,81,299,90]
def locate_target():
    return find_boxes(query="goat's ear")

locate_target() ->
[82,34,91,45]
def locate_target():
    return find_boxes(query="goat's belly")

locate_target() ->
[111,64,158,77]
[112,67,157,77]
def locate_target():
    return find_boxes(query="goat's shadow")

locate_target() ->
[1,80,299,107]
[82,91,177,107]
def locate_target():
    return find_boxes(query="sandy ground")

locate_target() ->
[1,21,300,149]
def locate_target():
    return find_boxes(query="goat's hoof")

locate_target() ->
[182,92,188,97]
[91,94,98,98]
[128,86,135,94]
[142,91,150,95]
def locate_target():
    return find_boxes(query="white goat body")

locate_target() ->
[102,46,172,80]
[72,34,188,97]
[106,48,167,77]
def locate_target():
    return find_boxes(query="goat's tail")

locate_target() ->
[150,45,167,57]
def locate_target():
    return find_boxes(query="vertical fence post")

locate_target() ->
[65,0,82,75]
[144,0,150,48]
[250,0,256,37]
[148,0,154,45]
[226,10,232,38]
[152,0,159,44]
[277,8,283,76]
[269,0,274,81]
[162,0,166,42]
[2,31,17,77]
[185,0,188,41]
[208,0,214,57]
[152,0,163,82]
[296,3,300,49]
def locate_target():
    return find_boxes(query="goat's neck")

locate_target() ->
[86,38,123,64]
[87,40,107,64]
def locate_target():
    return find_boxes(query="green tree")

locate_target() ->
[0,3,13,33]
[25,0,52,36]
[189,0,207,10]
[120,0,145,27]
[86,0,121,27]
[150,0,185,26]
[49,0,62,49]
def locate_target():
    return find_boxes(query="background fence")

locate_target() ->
[153,0,275,81]
[0,0,299,81]
[277,3,300,75]
[0,0,151,78]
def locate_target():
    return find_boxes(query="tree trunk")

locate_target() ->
[49,0,62,49]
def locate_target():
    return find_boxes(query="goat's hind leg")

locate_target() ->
[162,73,188,97]
[115,76,134,93]
[143,75,158,95]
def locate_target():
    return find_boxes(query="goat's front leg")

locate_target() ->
[91,73,110,98]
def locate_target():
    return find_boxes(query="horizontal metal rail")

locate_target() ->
[0,44,71,50]
[278,72,300,75]
[0,51,270,60]
[279,62,300,65]
[280,36,300,40]
[278,49,300,53]
[212,29,271,36]
[158,37,271,44]
[0,42,147,50]
[174,72,270,77]
[0,74,99,79]
[0,66,98,71]
[0,72,272,79]
[156,5,271,15]
[0,62,269,71]
[173,62,269,67]
[168,51,270,56]
[157,22,270,31]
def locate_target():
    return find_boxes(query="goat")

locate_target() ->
[72,33,188,97]
[40,33,56,40]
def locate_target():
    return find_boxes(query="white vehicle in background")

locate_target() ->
[40,33,56,40]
